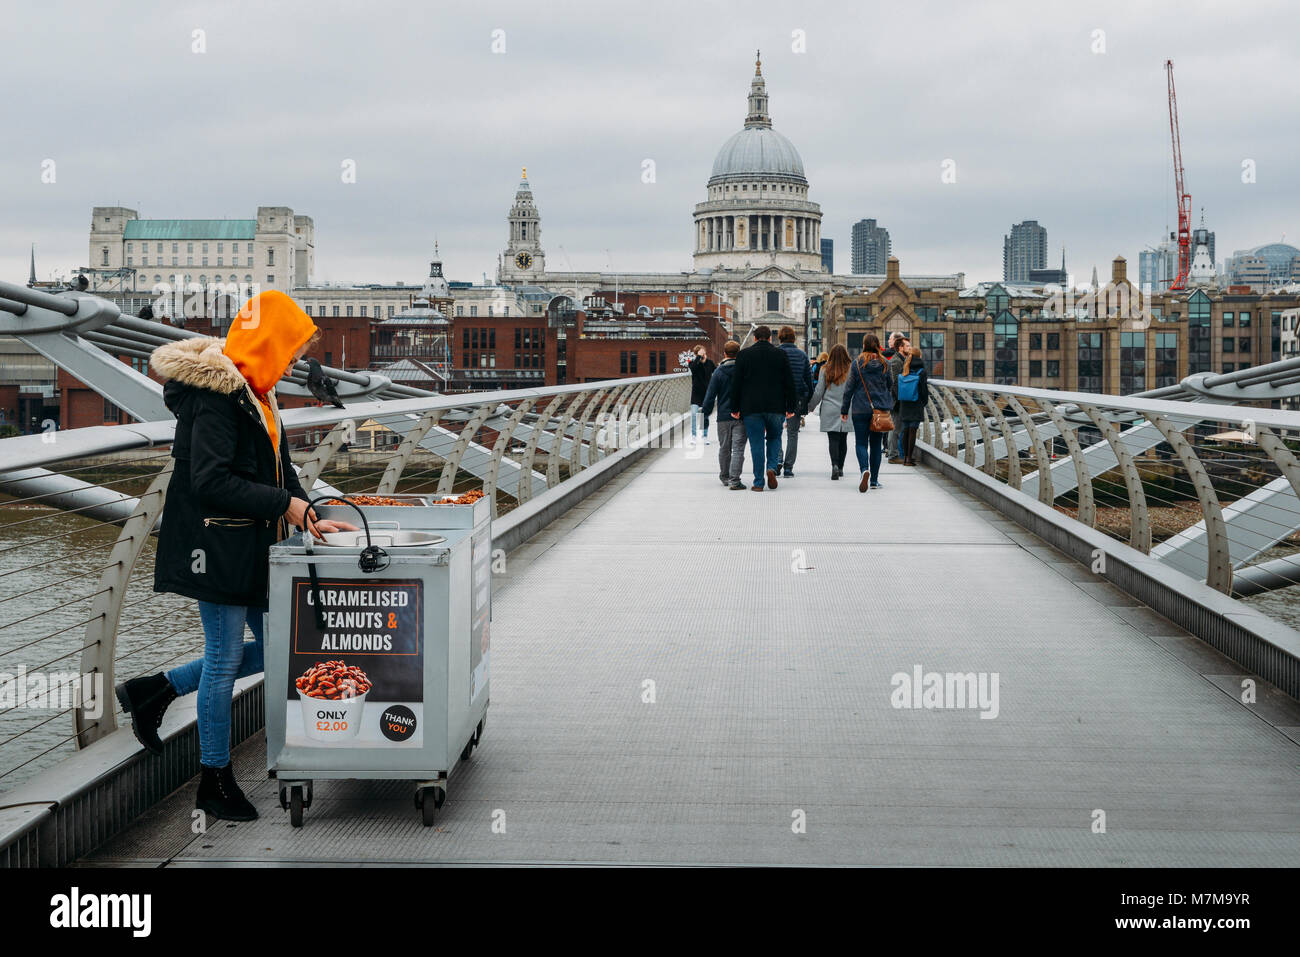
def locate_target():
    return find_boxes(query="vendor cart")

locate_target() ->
[264,494,492,826]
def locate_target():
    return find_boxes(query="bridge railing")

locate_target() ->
[0,373,690,791]
[920,378,1300,610]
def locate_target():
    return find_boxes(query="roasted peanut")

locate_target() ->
[298,660,371,699]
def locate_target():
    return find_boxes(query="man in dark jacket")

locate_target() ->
[728,325,796,491]
[776,326,813,477]
[687,345,716,444]
[701,340,746,489]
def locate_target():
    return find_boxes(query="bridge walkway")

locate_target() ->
[82,435,1300,865]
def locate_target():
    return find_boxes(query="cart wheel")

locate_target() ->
[302,782,314,809]
[475,717,485,745]
[421,790,437,827]
[432,785,446,810]
[289,786,305,828]
[460,739,474,762]
[278,787,289,811]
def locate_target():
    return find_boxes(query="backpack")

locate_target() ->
[897,371,920,403]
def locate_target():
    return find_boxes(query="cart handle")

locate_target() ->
[305,495,390,575]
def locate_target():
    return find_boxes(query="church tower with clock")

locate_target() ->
[498,167,546,282]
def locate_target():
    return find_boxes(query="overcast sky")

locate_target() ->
[4,0,1298,289]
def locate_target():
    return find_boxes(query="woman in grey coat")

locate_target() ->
[806,343,853,480]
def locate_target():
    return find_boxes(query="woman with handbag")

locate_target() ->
[895,341,930,467]
[839,334,896,492]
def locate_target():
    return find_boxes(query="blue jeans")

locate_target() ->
[166,601,265,768]
[690,404,710,437]
[742,412,784,487]
[851,413,884,482]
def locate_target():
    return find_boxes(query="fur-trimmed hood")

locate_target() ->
[151,336,246,395]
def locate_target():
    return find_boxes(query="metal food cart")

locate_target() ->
[265,494,492,826]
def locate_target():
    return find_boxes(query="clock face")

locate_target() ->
[515,252,533,270]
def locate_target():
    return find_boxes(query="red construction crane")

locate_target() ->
[1165,59,1191,291]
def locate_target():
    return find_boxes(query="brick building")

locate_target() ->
[444,291,731,392]
[565,291,731,383]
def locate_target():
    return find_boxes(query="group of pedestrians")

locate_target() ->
[694,326,929,493]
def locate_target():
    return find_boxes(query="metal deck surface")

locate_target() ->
[82,436,1300,866]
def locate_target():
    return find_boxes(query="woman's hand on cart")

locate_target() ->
[285,497,358,539]
[311,519,358,539]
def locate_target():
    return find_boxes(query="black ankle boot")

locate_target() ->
[115,673,178,754]
[196,763,258,822]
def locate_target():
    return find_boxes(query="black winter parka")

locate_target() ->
[151,337,307,608]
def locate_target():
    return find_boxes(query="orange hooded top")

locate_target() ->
[222,290,317,464]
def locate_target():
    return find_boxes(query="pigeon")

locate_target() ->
[306,358,345,408]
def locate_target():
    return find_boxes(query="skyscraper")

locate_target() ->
[1139,239,1178,290]
[1003,220,1047,283]
[820,238,833,273]
[851,219,890,274]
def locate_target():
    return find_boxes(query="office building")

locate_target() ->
[1224,243,1300,290]
[1003,220,1047,283]
[851,219,891,274]
[88,206,313,293]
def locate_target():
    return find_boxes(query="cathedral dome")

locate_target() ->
[692,54,824,274]
[709,127,806,184]
[706,52,808,186]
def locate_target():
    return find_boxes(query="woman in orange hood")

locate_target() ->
[116,290,354,822]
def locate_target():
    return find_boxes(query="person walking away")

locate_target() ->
[807,343,853,479]
[701,340,747,489]
[687,344,716,444]
[840,333,896,492]
[728,325,796,491]
[115,290,356,822]
[776,326,813,477]
[895,341,930,466]
[811,351,830,384]
[886,335,907,462]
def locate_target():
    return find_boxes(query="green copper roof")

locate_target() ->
[123,219,257,240]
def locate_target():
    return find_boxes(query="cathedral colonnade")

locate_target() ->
[700,214,821,253]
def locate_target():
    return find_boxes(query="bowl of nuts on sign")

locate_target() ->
[296,660,372,741]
